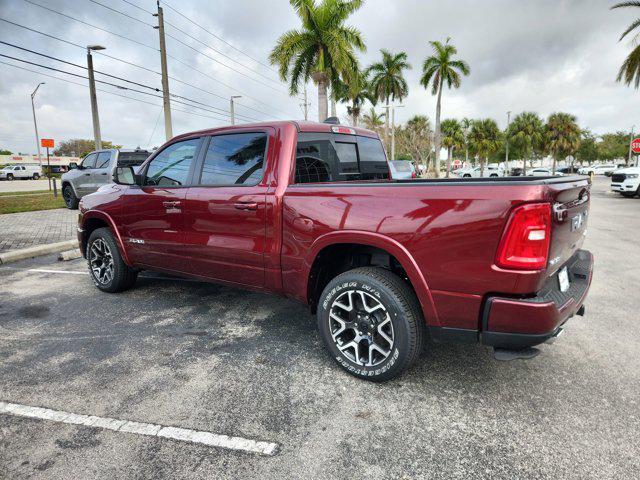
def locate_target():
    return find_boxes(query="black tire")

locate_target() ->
[62,184,79,209]
[622,192,636,198]
[6,173,13,181]
[463,174,471,178]
[490,174,498,177]
[32,173,40,180]
[317,267,425,382]
[87,227,137,293]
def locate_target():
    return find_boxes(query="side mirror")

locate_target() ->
[68,162,78,170]
[114,166,137,185]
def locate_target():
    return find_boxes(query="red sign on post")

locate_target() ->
[41,138,54,148]
[631,137,640,154]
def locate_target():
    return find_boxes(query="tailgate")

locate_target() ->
[546,177,590,273]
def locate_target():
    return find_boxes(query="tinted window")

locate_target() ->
[82,153,98,169]
[117,152,150,168]
[96,152,111,168]
[357,136,389,180]
[145,138,199,186]
[199,133,267,185]
[391,161,411,172]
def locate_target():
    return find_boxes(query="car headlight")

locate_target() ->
[625,174,638,179]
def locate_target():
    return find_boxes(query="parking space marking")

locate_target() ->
[0,267,204,283]
[0,400,279,456]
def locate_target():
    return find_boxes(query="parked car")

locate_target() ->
[61,148,151,209]
[388,160,416,179]
[0,164,42,180]
[556,166,581,175]
[509,167,525,176]
[526,168,564,177]
[578,164,617,176]
[456,164,504,178]
[77,120,593,381]
[611,166,640,197]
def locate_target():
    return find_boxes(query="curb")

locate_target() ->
[0,240,78,265]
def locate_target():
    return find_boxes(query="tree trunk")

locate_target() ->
[552,152,557,175]
[433,83,443,178]
[465,146,469,166]
[480,156,486,177]
[330,91,336,118]
[384,98,390,154]
[446,147,452,178]
[315,74,328,122]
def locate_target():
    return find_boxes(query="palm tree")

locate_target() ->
[441,118,464,177]
[269,0,365,122]
[545,113,581,174]
[611,2,640,88]
[334,71,375,126]
[507,112,545,171]
[367,49,411,150]
[362,107,385,133]
[420,38,470,178]
[468,119,502,176]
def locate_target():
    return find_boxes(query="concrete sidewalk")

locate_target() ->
[0,208,77,253]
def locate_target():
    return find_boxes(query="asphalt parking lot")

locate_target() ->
[1,176,639,479]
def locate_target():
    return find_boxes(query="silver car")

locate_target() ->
[61,148,151,209]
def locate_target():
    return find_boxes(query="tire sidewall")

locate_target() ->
[87,229,124,292]
[318,274,412,380]
[63,185,77,209]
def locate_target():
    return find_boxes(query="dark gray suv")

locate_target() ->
[61,148,151,209]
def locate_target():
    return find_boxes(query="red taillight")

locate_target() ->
[496,203,551,270]
[411,171,417,178]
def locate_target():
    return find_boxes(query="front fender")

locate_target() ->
[304,230,440,327]
[81,209,133,267]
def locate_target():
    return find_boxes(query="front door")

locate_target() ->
[76,152,98,196]
[91,151,113,192]
[119,137,202,272]
[183,131,270,287]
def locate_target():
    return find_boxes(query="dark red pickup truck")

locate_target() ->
[78,120,593,381]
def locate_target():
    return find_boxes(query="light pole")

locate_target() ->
[505,111,511,173]
[230,95,241,125]
[389,104,404,161]
[628,125,635,165]
[30,82,45,167]
[87,45,105,150]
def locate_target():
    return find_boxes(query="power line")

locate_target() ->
[119,0,154,15]
[0,60,233,125]
[161,0,278,74]
[0,53,261,122]
[87,0,154,27]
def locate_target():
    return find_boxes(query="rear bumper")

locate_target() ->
[480,249,593,349]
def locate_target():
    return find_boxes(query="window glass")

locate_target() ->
[145,138,199,186]
[82,153,98,169]
[200,133,267,185]
[391,161,411,172]
[96,152,111,169]
[295,133,359,183]
[357,136,389,180]
[118,151,150,168]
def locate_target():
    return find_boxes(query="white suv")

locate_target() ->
[611,167,640,198]
[578,164,617,176]
[0,164,42,180]
[456,164,504,178]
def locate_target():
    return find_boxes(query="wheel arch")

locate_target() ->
[61,179,79,197]
[303,231,439,326]
[81,210,132,266]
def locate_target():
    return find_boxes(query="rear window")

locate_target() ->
[295,132,389,183]
[118,152,150,168]
[391,161,412,172]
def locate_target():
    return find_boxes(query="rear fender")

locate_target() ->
[304,231,440,327]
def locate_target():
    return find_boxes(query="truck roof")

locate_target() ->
[170,120,380,143]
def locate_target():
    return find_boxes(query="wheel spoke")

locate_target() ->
[337,340,362,365]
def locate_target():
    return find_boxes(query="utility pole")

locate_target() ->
[87,45,104,150]
[230,95,241,125]
[628,125,635,165]
[30,82,44,167]
[390,104,404,161]
[300,87,309,121]
[505,111,511,173]
[155,1,173,140]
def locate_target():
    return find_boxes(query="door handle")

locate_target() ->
[84,173,91,176]
[234,202,258,210]
[100,172,108,175]
[163,201,181,208]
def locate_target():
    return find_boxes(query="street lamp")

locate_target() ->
[87,45,105,150]
[31,82,45,167]
[505,111,511,173]
[230,95,242,125]
[389,104,404,161]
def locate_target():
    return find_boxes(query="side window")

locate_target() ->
[81,153,98,169]
[199,133,267,185]
[357,136,389,180]
[145,138,199,187]
[96,152,111,169]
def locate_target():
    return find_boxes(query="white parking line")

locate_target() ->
[0,400,278,456]
[1,267,203,283]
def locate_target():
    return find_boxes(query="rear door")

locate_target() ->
[119,137,202,272]
[182,130,271,287]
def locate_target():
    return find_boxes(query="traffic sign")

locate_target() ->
[41,138,54,148]
[631,137,640,154]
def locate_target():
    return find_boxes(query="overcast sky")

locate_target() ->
[0,0,638,154]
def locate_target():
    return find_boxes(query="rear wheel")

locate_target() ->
[490,174,498,177]
[62,184,79,209]
[87,227,137,293]
[463,174,471,178]
[32,173,40,180]
[317,267,425,382]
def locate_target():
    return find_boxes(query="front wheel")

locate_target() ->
[32,173,40,180]
[87,227,138,293]
[317,267,425,382]
[463,174,471,178]
[621,192,636,198]
[6,173,13,181]
[62,184,79,209]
